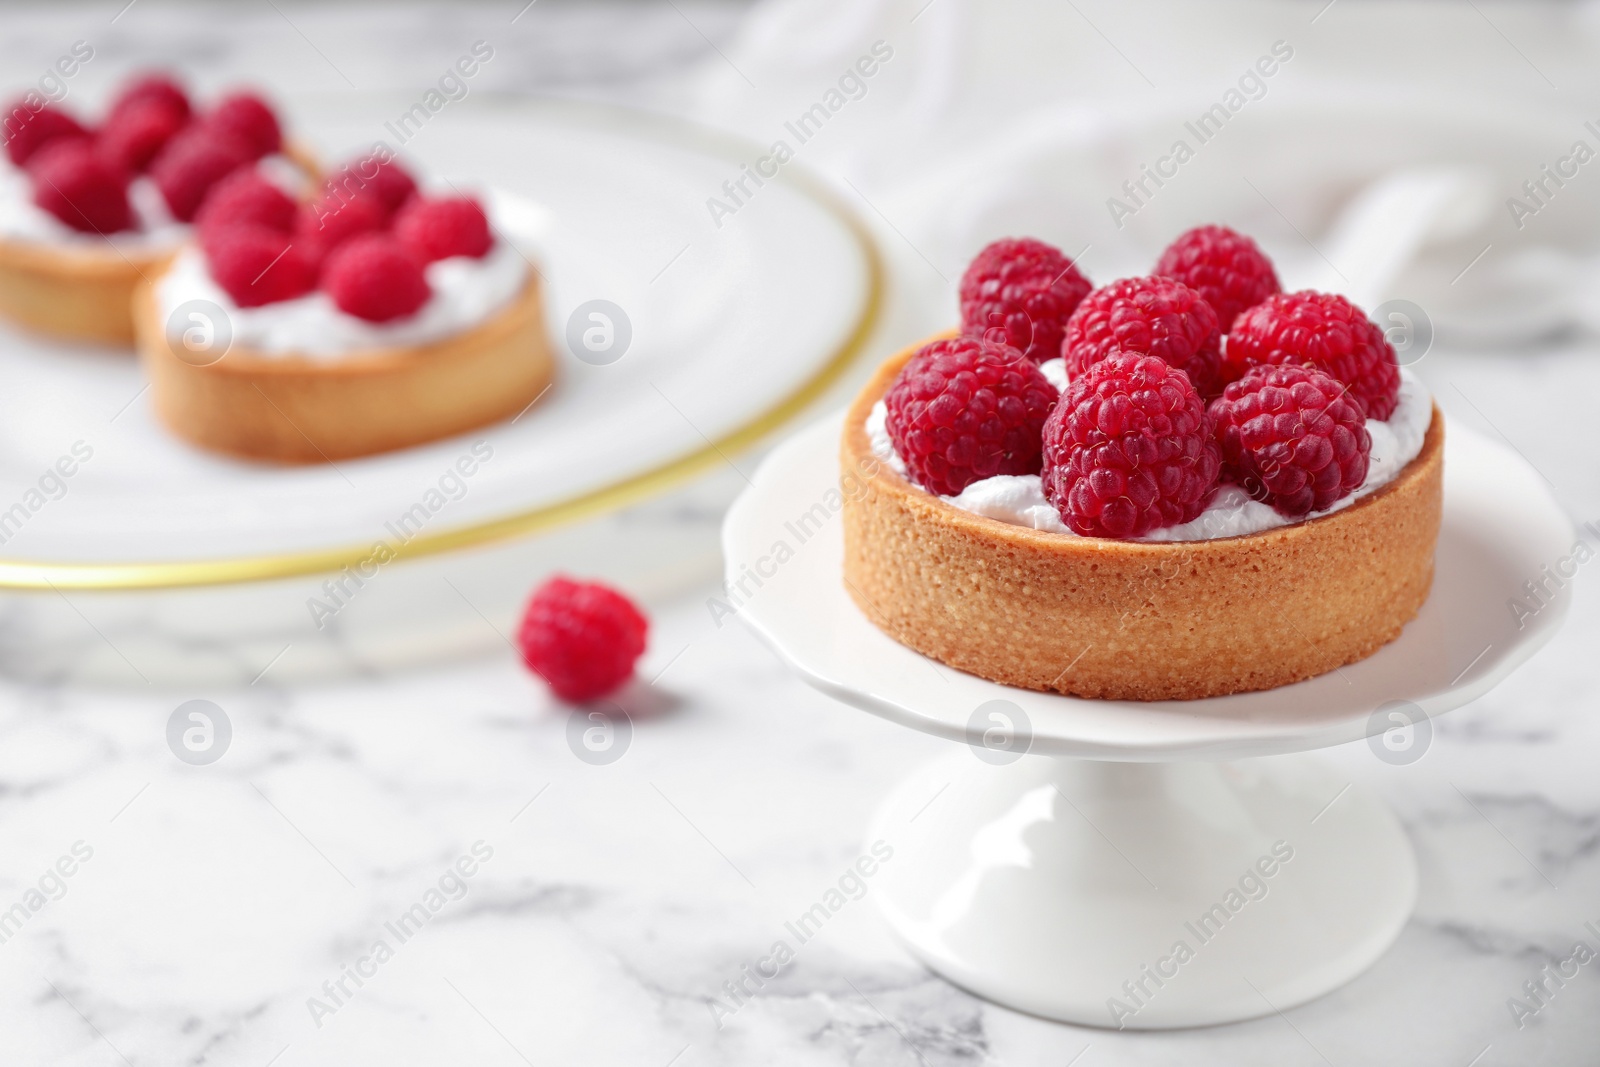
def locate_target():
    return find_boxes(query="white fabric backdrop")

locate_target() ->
[690,0,1600,345]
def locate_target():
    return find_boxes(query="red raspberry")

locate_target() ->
[958,237,1092,363]
[150,127,253,221]
[364,158,417,213]
[204,225,320,307]
[518,576,649,703]
[4,102,88,166]
[108,73,191,124]
[322,235,431,322]
[1209,364,1371,517]
[1042,352,1221,539]
[97,97,186,174]
[202,91,281,159]
[1153,224,1280,331]
[393,196,493,262]
[885,336,1060,497]
[294,191,387,251]
[325,153,417,216]
[1226,291,1400,420]
[28,140,132,234]
[196,169,296,237]
[1062,276,1224,398]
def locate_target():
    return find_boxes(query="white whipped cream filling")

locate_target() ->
[155,189,547,360]
[866,359,1433,542]
[0,153,308,252]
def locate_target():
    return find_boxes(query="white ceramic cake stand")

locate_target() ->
[722,413,1572,1030]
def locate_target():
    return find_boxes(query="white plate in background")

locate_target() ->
[0,98,879,574]
[0,100,881,686]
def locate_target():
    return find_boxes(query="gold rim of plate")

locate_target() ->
[3,101,885,592]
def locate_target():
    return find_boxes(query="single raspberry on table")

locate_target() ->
[1042,352,1221,539]
[195,168,297,235]
[325,153,417,216]
[204,224,320,307]
[4,102,88,166]
[108,73,191,124]
[202,91,281,159]
[150,127,253,221]
[394,196,493,262]
[885,335,1060,497]
[28,139,132,233]
[518,576,649,703]
[1226,291,1400,419]
[958,237,1092,363]
[322,235,431,322]
[295,191,387,251]
[1209,364,1371,517]
[1153,224,1280,331]
[97,97,187,173]
[1061,276,1225,398]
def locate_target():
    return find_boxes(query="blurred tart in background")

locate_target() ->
[136,150,554,463]
[0,71,317,345]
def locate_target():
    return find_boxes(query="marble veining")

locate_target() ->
[0,576,1595,1066]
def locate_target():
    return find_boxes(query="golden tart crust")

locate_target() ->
[0,237,173,346]
[841,337,1444,701]
[134,271,554,464]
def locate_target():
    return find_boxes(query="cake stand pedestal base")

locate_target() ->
[867,752,1416,1030]
[725,413,1572,1029]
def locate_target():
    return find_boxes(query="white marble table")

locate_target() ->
[3,4,1600,1065]
[5,566,1599,1066]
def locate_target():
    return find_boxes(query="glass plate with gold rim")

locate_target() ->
[0,99,881,592]
[0,99,880,685]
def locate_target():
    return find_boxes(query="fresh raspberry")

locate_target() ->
[325,153,417,216]
[28,139,132,233]
[958,237,1092,363]
[1153,224,1280,331]
[150,127,253,221]
[294,191,386,251]
[885,335,1060,497]
[365,158,417,213]
[3,102,88,166]
[517,576,649,703]
[1209,364,1371,517]
[1041,352,1221,538]
[365,158,418,213]
[202,91,281,159]
[204,225,320,307]
[1226,291,1400,420]
[196,168,297,236]
[322,235,431,322]
[97,97,186,173]
[393,196,493,262]
[1062,276,1225,398]
[108,73,191,124]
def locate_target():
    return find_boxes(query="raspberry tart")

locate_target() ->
[134,149,553,462]
[841,231,1443,701]
[0,72,317,345]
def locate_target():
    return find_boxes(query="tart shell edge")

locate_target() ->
[134,270,554,463]
[840,336,1444,701]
